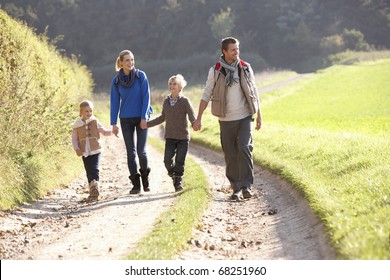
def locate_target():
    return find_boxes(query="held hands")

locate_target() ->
[112,125,120,137]
[192,119,202,131]
[140,119,147,129]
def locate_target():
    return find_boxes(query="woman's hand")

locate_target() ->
[112,125,120,137]
[140,119,147,129]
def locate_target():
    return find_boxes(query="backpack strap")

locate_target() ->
[239,59,248,68]
[239,60,250,74]
[215,61,221,72]
[239,59,251,80]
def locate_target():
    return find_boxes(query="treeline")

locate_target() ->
[1,0,389,89]
[0,10,93,209]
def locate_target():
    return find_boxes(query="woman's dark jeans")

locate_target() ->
[120,117,148,176]
[164,138,189,177]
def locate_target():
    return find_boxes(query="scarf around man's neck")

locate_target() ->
[117,68,137,88]
[219,56,239,87]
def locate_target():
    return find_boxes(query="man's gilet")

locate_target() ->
[75,120,101,153]
[211,60,259,118]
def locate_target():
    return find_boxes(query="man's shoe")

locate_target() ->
[230,191,241,201]
[242,187,252,199]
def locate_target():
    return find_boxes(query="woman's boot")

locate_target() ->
[129,173,141,194]
[140,167,151,192]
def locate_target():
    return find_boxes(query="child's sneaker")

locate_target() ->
[173,175,183,192]
[88,180,99,201]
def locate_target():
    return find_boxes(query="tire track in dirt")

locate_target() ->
[258,73,314,94]
[177,143,336,259]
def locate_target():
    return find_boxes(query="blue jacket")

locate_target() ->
[110,69,153,125]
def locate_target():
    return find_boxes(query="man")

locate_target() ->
[193,37,262,200]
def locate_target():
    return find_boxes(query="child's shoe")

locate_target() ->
[88,180,99,201]
[173,175,183,192]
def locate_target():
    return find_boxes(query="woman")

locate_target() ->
[110,50,153,194]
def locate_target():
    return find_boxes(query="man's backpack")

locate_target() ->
[213,59,251,82]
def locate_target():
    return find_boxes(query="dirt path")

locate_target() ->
[0,133,176,260]
[258,73,314,94]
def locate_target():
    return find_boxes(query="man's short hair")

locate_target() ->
[221,37,240,53]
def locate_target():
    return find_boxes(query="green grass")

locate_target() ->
[0,146,83,210]
[127,137,210,259]
[262,60,390,135]
[189,60,390,259]
[255,70,298,88]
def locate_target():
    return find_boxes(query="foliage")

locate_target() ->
[342,29,372,51]
[208,7,236,40]
[188,60,390,259]
[325,50,390,66]
[0,10,92,209]
[0,1,389,89]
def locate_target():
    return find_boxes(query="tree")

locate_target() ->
[208,7,236,40]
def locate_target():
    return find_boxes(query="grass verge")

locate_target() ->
[0,146,83,210]
[126,137,210,259]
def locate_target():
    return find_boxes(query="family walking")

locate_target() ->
[72,37,262,202]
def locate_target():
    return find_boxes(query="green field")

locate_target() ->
[190,59,390,259]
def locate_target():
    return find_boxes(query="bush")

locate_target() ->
[342,28,372,51]
[0,9,93,209]
[320,34,346,55]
